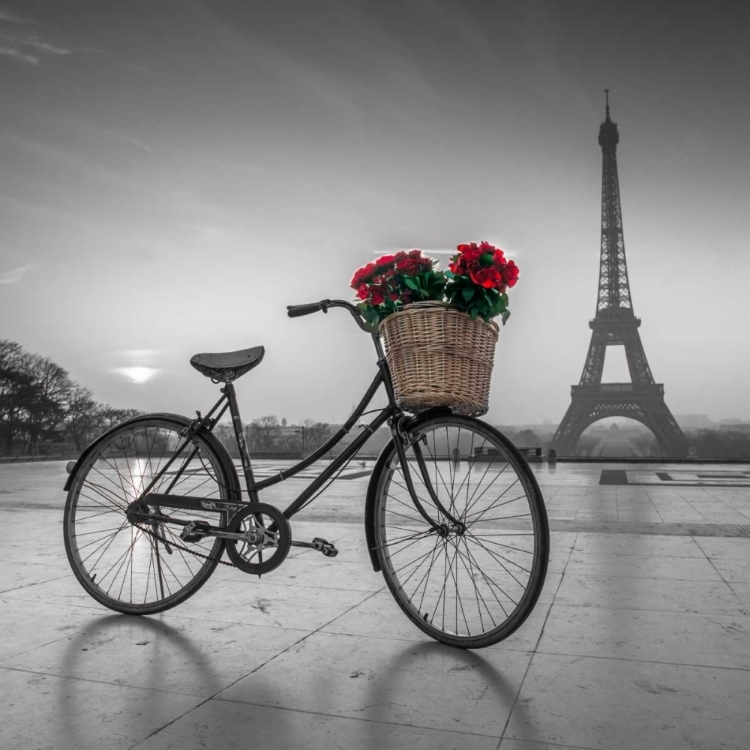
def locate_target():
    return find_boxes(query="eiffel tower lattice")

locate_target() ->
[551,93,688,457]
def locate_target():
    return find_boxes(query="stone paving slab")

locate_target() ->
[505,653,750,750]
[134,698,499,750]
[1,460,749,749]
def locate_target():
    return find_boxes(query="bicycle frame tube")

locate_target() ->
[281,401,397,520]
[270,346,448,529]
[223,382,260,502]
[137,393,230,500]
[164,326,455,530]
[253,366,389,491]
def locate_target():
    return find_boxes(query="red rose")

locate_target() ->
[502,260,519,287]
[371,291,384,305]
[462,246,482,263]
[469,266,502,289]
[356,284,369,300]
[350,262,377,289]
[493,249,506,265]
[397,257,423,275]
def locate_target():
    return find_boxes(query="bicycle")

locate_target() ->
[63,299,549,649]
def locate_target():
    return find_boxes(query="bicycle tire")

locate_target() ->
[63,414,234,615]
[372,415,549,648]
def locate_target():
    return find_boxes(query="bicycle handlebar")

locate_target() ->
[286,299,375,333]
[286,300,330,318]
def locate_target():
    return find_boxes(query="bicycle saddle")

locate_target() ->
[190,346,265,382]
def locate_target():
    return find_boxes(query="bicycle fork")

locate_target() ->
[389,420,465,537]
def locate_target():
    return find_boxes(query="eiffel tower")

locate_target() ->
[552,93,688,457]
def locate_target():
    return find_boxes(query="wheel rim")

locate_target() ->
[65,420,229,611]
[376,419,547,644]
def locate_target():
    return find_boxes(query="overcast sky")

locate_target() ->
[1,0,749,427]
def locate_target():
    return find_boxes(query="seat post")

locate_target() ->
[222,381,259,502]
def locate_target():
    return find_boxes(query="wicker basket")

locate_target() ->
[379,302,499,416]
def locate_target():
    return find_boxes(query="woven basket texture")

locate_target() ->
[380,303,498,416]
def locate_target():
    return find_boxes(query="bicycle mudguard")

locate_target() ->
[63,412,241,500]
[363,407,452,572]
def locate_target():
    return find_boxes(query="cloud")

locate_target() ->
[0,263,36,284]
[0,43,38,64]
[21,37,70,55]
[0,7,34,24]
[119,134,153,153]
[1,9,72,65]
[112,349,165,364]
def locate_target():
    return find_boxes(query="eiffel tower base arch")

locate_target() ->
[552,384,689,457]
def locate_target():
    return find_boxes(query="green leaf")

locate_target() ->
[480,253,494,265]
[403,277,418,290]
[501,310,511,325]
[363,313,381,331]
[462,286,475,302]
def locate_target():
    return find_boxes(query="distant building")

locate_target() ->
[718,420,750,433]
[675,414,715,429]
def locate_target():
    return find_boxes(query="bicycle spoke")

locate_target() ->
[374,415,548,647]
[64,417,230,614]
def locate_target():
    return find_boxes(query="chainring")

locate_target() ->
[224,503,291,574]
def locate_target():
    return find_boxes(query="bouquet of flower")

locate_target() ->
[350,249,446,328]
[350,242,519,327]
[443,241,519,324]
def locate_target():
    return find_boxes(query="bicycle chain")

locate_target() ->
[135,523,239,568]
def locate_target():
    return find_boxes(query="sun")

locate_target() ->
[112,367,159,384]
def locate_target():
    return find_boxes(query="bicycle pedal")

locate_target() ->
[180,520,212,543]
[311,537,338,557]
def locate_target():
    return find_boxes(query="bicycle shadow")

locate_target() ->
[361,640,538,748]
[52,614,290,749]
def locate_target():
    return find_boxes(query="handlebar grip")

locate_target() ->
[287,301,329,318]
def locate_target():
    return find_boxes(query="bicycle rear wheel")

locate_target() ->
[63,415,234,615]
[372,415,549,648]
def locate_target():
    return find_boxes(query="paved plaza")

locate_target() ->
[1,458,749,750]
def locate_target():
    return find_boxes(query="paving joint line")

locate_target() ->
[129,587,384,749]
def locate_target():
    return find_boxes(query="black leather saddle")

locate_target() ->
[190,346,265,382]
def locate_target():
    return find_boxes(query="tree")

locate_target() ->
[248,415,280,453]
[0,340,142,455]
[687,429,750,459]
[23,354,74,451]
[63,385,100,450]
[0,341,31,453]
[300,419,334,454]
[0,340,75,454]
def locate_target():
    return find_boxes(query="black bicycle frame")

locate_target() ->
[223,363,398,516]
[140,311,460,530]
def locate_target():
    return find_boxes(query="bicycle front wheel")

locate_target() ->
[372,415,549,648]
[63,415,234,615]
